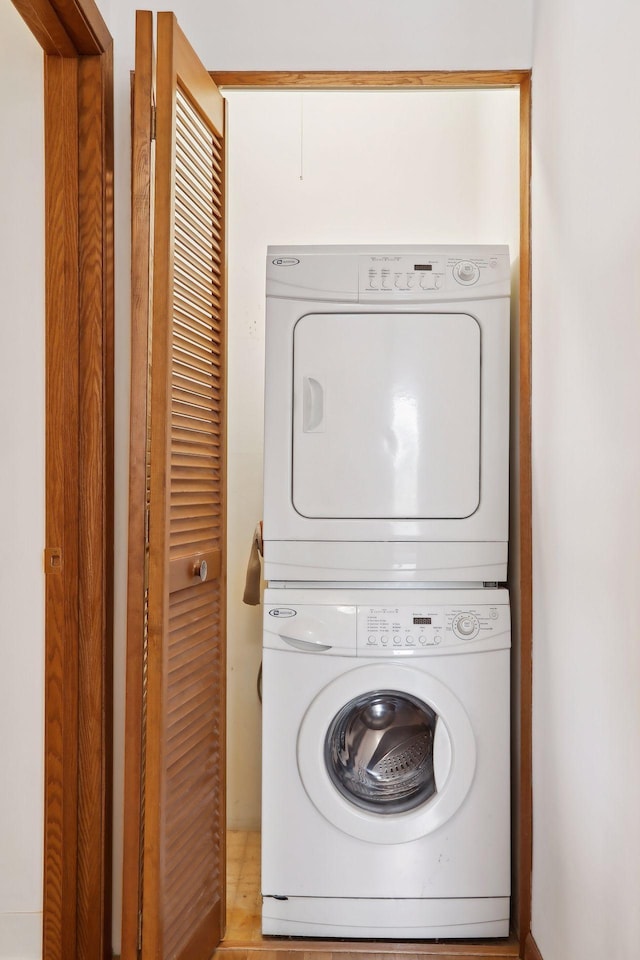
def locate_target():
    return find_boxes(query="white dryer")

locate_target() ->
[261,587,511,939]
[263,244,511,585]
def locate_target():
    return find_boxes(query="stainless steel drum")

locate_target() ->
[324,690,437,814]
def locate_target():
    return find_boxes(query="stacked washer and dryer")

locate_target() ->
[260,245,512,939]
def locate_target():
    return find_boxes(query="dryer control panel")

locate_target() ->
[357,602,510,656]
[358,252,510,302]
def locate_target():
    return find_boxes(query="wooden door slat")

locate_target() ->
[176,97,224,183]
[165,809,218,881]
[175,149,216,203]
[171,483,221,500]
[167,680,216,732]
[169,577,219,608]
[169,531,221,553]
[173,338,221,376]
[171,452,221,471]
[170,475,221,489]
[174,302,223,340]
[175,246,223,294]
[172,397,221,422]
[167,587,220,629]
[175,169,223,241]
[172,380,220,408]
[172,376,221,403]
[173,309,222,345]
[174,273,216,317]
[175,106,214,167]
[172,361,222,392]
[176,110,224,186]
[177,94,224,176]
[174,271,219,315]
[175,207,218,263]
[176,123,223,193]
[175,160,223,221]
[175,221,223,276]
[176,97,223,172]
[176,130,220,192]
[175,243,221,289]
[171,498,221,517]
[170,420,221,447]
[170,509,222,532]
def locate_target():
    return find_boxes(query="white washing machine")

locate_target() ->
[261,587,511,939]
[263,244,511,585]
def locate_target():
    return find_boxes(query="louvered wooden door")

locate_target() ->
[123,11,226,960]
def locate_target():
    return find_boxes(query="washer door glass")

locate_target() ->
[325,690,437,814]
[297,662,476,844]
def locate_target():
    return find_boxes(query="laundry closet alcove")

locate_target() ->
[122,26,532,959]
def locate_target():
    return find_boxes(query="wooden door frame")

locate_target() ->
[10,2,114,959]
[210,70,533,959]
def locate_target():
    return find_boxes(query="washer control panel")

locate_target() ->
[358,253,509,301]
[356,603,509,655]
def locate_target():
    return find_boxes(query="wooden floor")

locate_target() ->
[215,831,520,960]
[226,829,263,942]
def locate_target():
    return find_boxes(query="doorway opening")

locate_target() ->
[119,59,531,960]
[220,82,528,952]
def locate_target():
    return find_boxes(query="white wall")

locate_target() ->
[0,6,45,960]
[110,0,533,73]
[109,1,532,950]
[530,3,640,959]
[224,88,520,829]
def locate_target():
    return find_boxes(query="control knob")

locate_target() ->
[453,260,480,285]
[452,613,480,640]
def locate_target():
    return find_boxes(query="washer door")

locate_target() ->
[297,663,476,844]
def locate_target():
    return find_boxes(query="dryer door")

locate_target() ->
[297,663,476,844]
[292,312,480,520]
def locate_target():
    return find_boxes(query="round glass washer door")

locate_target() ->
[297,663,476,845]
[325,690,437,815]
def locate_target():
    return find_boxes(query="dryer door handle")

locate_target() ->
[302,377,324,432]
[281,634,332,653]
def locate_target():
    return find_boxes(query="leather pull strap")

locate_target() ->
[243,522,263,605]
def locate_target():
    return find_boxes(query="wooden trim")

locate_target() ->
[212,69,534,960]
[103,39,115,956]
[523,932,544,960]
[219,93,229,944]
[11,0,111,54]
[12,1,114,959]
[517,72,533,947]
[121,12,154,960]
[215,939,520,958]
[10,0,77,55]
[210,70,531,89]
[43,53,80,960]
[76,46,114,959]
[47,0,112,55]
